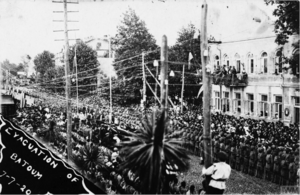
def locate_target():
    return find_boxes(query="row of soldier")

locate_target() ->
[179,113,299,186]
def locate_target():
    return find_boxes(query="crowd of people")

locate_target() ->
[178,112,299,186]
[12,92,300,194]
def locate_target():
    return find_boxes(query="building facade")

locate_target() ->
[209,35,299,125]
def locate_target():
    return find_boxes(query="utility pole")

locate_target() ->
[217,46,222,113]
[63,0,72,162]
[160,35,168,119]
[180,64,185,113]
[201,0,212,168]
[74,44,79,114]
[142,52,146,107]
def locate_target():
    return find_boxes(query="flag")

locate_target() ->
[197,85,204,98]
[188,52,193,70]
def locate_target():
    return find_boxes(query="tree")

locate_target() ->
[120,111,190,194]
[79,142,105,178]
[168,24,202,104]
[21,54,31,75]
[112,8,159,102]
[68,41,99,95]
[34,51,55,76]
[1,59,18,76]
[265,0,299,74]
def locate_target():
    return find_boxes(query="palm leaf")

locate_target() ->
[119,109,190,194]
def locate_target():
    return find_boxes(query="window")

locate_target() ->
[275,51,283,73]
[294,97,300,106]
[262,95,268,102]
[272,96,283,119]
[235,53,241,73]
[259,95,268,117]
[246,94,254,114]
[261,52,268,73]
[215,55,220,66]
[224,54,229,66]
[234,93,241,113]
[222,92,230,112]
[215,91,220,110]
[248,54,254,73]
[294,97,300,124]
[224,92,229,98]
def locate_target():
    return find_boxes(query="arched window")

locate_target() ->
[248,53,254,73]
[223,54,229,66]
[261,52,268,73]
[235,53,241,73]
[275,51,282,73]
[215,55,220,66]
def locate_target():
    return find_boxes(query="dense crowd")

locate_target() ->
[178,112,299,186]
[13,93,300,194]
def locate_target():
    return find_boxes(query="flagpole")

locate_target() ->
[180,64,185,113]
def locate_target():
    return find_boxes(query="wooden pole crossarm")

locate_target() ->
[146,81,162,106]
[145,64,175,108]
[145,65,161,87]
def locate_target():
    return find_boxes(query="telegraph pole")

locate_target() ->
[180,64,185,113]
[201,0,212,168]
[160,35,168,119]
[63,0,72,162]
[142,52,146,107]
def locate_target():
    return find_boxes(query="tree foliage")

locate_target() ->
[168,24,202,103]
[112,8,159,102]
[68,41,99,95]
[34,51,55,76]
[1,59,19,76]
[265,0,299,74]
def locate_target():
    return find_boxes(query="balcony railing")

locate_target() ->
[212,72,248,87]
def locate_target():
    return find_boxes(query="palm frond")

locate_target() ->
[119,109,190,194]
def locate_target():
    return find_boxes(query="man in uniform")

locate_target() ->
[280,149,288,185]
[236,143,243,171]
[242,143,249,174]
[214,137,220,163]
[264,148,273,181]
[230,142,237,170]
[249,145,257,176]
[272,148,280,184]
[225,137,231,164]
[288,153,295,185]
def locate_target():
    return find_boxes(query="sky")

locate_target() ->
[0,0,277,74]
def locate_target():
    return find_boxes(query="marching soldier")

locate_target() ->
[236,143,243,171]
[272,148,281,184]
[249,146,257,176]
[230,142,237,170]
[225,138,231,164]
[195,134,201,156]
[280,149,289,185]
[264,148,273,181]
[288,153,295,185]
[214,136,220,163]
[242,144,249,174]
[220,137,225,153]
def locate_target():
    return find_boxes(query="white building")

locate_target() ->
[209,34,299,125]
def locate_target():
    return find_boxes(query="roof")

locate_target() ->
[1,95,14,105]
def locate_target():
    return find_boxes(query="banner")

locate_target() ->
[0,115,105,194]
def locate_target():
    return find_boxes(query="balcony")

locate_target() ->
[212,72,248,87]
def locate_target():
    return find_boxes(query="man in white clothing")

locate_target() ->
[202,151,231,194]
